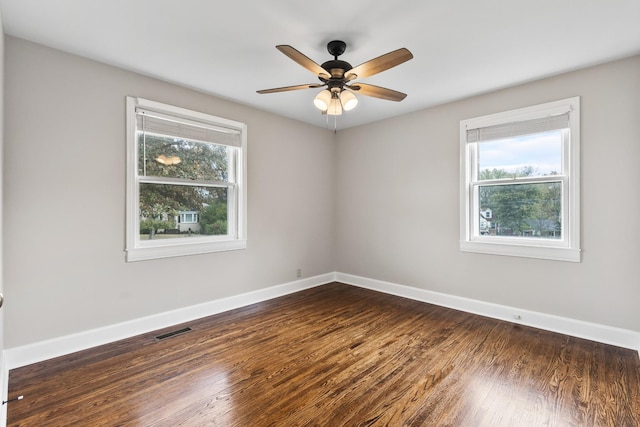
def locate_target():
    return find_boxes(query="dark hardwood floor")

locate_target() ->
[7,283,640,426]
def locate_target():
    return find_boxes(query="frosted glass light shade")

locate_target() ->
[339,90,358,111]
[327,97,343,115]
[313,90,331,111]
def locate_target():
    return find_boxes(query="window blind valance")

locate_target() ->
[466,113,570,143]
[136,109,241,148]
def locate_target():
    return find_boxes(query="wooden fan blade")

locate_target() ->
[257,83,324,94]
[345,48,413,80]
[276,45,330,79]
[350,83,407,101]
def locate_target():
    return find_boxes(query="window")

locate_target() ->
[460,97,580,262]
[179,212,199,224]
[126,97,247,261]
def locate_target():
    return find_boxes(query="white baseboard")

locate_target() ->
[336,272,640,355]
[4,273,336,370]
[5,271,639,371]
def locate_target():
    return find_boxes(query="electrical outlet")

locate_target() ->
[296,268,302,278]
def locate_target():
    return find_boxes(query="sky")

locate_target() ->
[478,130,562,176]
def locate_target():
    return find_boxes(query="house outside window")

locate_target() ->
[178,211,200,233]
[459,97,580,262]
[126,97,247,262]
[179,211,199,224]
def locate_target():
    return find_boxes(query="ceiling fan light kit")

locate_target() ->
[258,40,413,121]
[313,89,332,111]
[327,95,343,116]
[339,89,358,111]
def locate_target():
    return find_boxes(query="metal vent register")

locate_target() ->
[155,327,192,341]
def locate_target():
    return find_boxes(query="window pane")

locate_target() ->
[138,134,229,181]
[478,182,562,239]
[478,130,562,179]
[139,183,228,239]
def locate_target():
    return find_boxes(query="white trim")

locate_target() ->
[5,271,638,372]
[4,273,336,370]
[459,97,581,262]
[335,272,640,354]
[126,238,247,262]
[125,96,248,262]
[459,241,581,262]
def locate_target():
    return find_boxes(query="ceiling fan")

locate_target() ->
[257,40,413,116]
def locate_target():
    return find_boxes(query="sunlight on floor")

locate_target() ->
[469,377,570,426]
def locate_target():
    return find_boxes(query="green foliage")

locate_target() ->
[139,201,177,238]
[488,184,540,235]
[140,218,175,235]
[479,167,561,237]
[479,168,517,180]
[139,135,228,182]
[200,202,228,235]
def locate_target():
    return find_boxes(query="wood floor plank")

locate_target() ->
[7,283,640,426]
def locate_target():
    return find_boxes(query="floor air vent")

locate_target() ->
[155,327,192,341]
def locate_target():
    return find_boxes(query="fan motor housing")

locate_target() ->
[321,59,353,79]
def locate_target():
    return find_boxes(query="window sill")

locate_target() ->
[126,239,247,262]
[460,240,581,262]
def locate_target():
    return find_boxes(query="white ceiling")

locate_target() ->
[1,1,640,130]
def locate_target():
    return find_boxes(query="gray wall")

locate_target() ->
[336,55,640,332]
[3,37,336,348]
[4,35,639,349]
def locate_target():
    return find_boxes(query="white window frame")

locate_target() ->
[125,96,247,262]
[460,97,580,262]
